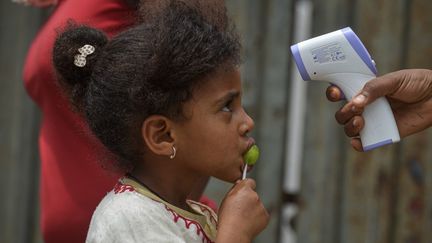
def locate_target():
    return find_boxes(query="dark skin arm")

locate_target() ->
[326,69,432,151]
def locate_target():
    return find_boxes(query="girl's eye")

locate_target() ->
[222,100,233,112]
[222,106,232,112]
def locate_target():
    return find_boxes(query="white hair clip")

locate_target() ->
[74,44,95,67]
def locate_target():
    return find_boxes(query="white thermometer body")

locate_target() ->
[291,27,400,151]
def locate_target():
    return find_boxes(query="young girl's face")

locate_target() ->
[174,68,255,182]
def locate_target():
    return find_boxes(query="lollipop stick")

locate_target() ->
[242,164,248,180]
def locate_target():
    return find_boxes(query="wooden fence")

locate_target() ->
[1,0,431,242]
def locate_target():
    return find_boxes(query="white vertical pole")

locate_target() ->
[280,1,313,242]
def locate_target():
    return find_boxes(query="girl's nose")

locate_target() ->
[239,108,255,135]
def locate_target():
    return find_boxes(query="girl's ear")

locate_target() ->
[141,115,175,157]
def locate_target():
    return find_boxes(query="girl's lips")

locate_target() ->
[245,137,256,152]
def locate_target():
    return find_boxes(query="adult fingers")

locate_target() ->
[350,138,363,152]
[352,72,402,108]
[343,116,364,137]
[335,103,364,125]
[326,85,344,102]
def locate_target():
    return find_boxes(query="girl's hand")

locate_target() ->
[216,179,269,243]
[12,0,58,7]
[326,69,432,151]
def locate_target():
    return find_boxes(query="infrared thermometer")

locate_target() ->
[290,27,400,151]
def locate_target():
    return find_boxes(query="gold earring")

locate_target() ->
[169,146,176,159]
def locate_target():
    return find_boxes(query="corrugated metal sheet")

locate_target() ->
[1,0,431,243]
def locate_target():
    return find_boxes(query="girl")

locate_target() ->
[53,1,269,242]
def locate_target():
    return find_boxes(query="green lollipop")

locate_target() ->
[244,144,260,166]
[242,145,259,179]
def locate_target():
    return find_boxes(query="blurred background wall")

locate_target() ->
[0,1,47,243]
[1,0,431,243]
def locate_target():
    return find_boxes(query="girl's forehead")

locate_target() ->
[181,68,241,118]
[193,68,242,99]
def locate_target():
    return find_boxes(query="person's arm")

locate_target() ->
[326,69,432,151]
[216,179,269,243]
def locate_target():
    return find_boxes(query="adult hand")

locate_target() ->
[326,69,432,151]
[216,179,269,243]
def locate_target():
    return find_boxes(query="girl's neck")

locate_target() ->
[128,168,196,211]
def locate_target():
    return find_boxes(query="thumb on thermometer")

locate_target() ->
[352,73,401,108]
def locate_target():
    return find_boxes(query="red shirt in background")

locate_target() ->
[23,0,136,242]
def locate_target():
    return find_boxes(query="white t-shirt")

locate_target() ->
[86,177,218,243]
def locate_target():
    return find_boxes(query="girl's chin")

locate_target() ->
[226,174,243,183]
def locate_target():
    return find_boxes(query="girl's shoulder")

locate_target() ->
[86,182,186,243]
[86,178,218,243]
[91,181,173,221]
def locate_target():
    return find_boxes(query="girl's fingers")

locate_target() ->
[242,178,256,190]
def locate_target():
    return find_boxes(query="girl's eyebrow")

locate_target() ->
[214,90,240,106]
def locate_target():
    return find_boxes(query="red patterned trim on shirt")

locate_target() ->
[164,205,214,243]
[113,181,135,194]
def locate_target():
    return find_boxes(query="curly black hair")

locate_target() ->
[52,1,241,171]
